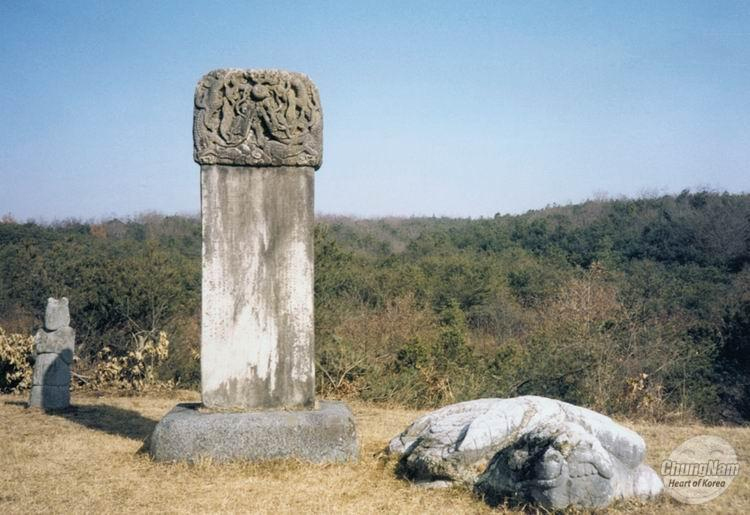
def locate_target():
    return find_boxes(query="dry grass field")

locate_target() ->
[1,391,748,514]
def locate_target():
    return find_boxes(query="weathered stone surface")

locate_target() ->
[44,297,70,331]
[148,401,358,463]
[201,165,314,410]
[388,396,662,510]
[148,68,358,465]
[34,327,75,363]
[193,69,322,169]
[29,298,74,410]
[28,385,70,410]
[31,353,71,386]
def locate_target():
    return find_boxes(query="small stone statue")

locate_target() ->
[28,298,74,409]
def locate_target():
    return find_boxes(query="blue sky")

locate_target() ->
[1,1,748,220]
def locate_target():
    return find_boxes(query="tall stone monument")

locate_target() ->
[29,297,74,410]
[148,69,357,463]
[195,69,318,409]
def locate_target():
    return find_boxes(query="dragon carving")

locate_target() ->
[193,69,322,168]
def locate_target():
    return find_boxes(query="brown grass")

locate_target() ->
[0,392,748,514]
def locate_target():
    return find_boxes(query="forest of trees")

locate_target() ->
[1,190,749,423]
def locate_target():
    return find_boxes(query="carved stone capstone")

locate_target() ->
[193,69,322,169]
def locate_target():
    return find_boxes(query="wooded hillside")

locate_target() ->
[1,191,749,422]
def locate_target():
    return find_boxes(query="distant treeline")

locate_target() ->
[1,191,749,422]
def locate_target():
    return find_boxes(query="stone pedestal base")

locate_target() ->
[147,401,358,463]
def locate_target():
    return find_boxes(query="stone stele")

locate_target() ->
[197,69,320,410]
[148,69,357,464]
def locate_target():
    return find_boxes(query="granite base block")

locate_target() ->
[148,401,358,463]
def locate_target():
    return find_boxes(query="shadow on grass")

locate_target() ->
[48,403,158,441]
